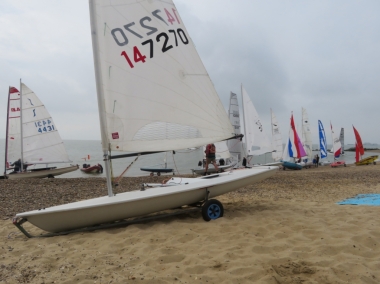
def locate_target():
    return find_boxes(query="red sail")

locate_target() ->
[352,126,364,156]
[355,143,360,163]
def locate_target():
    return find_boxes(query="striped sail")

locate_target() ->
[287,113,307,159]
[318,120,327,159]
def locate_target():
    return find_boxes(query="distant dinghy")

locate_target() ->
[3,84,78,179]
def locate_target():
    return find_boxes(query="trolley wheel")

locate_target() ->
[283,167,286,170]
[150,172,154,177]
[374,162,376,165]
[344,164,346,167]
[202,199,224,221]
[157,172,161,176]
[48,174,55,178]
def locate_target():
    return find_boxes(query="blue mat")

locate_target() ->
[337,194,380,206]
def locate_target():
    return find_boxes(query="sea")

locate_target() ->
[0,139,378,178]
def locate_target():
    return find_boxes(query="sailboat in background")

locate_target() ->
[282,113,307,170]
[353,126,378,165]
[241,85,276,166]
[330,122,346,167]
[270,108,283,162]
[339,128,345,155]
[3,84,78,179]
[318,120,330,166]
[226,92,243,166]
[301,107,313,168]
[14,0,277,235]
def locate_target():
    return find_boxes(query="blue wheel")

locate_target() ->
[202,199,224,221]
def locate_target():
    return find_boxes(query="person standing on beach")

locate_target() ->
[316,155,320,167]
[204,143,218,175]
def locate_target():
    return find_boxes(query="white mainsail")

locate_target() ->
[90,1,234,154]
[301,107,313,161]
[241,85,272,157]
[339,128,345,154]
[5,87,22,170]
[20,83,72,164]
[226,92,242,162]
[270,108,283,161]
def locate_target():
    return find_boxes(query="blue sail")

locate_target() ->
[318,120,327,159]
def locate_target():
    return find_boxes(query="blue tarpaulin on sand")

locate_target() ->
[337,194,380,206]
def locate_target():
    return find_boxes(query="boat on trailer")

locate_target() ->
[13,0,277,236]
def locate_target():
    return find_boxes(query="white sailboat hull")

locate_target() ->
[6,165,78,179]
[16,167,277,233]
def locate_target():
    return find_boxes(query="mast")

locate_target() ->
[89,0,113,197]
[20,79,24,171]
[4,87,11,174]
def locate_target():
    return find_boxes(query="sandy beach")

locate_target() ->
[1,164,380,283]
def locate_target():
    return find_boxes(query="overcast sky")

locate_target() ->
[1,0,379,145]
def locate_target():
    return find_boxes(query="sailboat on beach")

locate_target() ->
[240,85,277,166]
[270,108,283,162]
[301,107,313,168]
[14,0,277,235]
[282,113,307,170]
[318,120,330,165]
[3,84,78,179]
[353,126,378,165]
[330,122,346,167]
[339,128,345,155]
[226,91,243,166]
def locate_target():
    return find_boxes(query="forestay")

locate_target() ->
[241,85,272,156]
[21,83,72,164]
[90,0,234,153]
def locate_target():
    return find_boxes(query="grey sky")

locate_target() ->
[1,1,379,145]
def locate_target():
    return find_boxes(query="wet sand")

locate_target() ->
[1,164,380,283]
